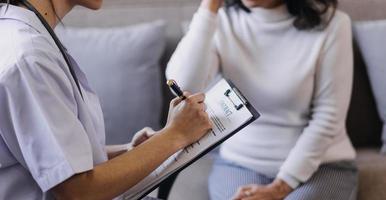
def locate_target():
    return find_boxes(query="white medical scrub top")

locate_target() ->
[0,4,108,199]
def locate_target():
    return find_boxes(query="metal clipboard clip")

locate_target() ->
[224,87,247,111]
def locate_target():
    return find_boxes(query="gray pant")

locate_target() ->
[208,157,358,200]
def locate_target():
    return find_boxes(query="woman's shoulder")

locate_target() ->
[0,21,62,80]
[315,9,353,50]
[325,9,352,33]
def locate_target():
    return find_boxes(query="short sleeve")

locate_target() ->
[0,50,93,192]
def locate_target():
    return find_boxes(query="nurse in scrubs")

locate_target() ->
[0,0,212,199]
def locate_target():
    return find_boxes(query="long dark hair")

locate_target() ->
[226,0,338,30]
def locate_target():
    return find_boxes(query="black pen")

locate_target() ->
[167,79,186,100]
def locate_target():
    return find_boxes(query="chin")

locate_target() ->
[79,0,103,10]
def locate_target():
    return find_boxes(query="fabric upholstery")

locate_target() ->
[353,20,386,152]
[57,21,166,144]
[339,0,386,21]
[346,42,383,148]
[356,149,386,200]
[62,1,386,144]
[58,1,386,200]
[339,0,386,148]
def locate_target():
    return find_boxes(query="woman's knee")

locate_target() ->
[285,162,358,200]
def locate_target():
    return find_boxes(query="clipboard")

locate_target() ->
[124,79,260,200]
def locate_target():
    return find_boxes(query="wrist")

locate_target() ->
[158,127,187,150]
[200,0,221,13]
[277,171,300,189]
[270,179,293,198]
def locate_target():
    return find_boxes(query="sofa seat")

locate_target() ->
[357,148,386,200]
[168,150,386,200]
[169,154,214,200]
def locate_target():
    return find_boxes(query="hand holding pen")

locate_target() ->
[164,79,212,147]
[128,80,210,148]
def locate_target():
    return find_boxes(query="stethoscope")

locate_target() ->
[20,0,84,98]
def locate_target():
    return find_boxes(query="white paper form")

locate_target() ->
[123,79,257,200]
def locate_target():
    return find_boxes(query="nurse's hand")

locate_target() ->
[164,92,212,148]
[201,0,223,13]
[132,127,156,147]
[51,93,210,200]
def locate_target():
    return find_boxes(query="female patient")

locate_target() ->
[0,0,211,199]
[167,0,358,199]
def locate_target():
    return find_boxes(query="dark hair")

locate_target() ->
[226,0,338,30]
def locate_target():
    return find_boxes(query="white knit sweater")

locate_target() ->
[166,5,356,188]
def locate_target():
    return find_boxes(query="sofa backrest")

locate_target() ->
[339,0,386,21]
[63,0,200,130]
[63,0,385,148]
[339,0,386,147]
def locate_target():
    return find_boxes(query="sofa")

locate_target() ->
[60,0,386,199]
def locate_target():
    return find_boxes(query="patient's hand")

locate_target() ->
[200,0,223,13]
[232,179,293,200]
[132,127,156,147]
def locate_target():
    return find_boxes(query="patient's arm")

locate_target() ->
[201,0,223,13]
[166,5,220,93]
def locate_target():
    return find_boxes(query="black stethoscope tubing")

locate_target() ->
[20,0,84,99]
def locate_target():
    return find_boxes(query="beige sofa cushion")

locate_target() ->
[339,0,386,21]
[357,149,386,200]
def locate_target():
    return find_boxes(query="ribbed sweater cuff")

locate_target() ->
[279,151,319,184]
[277,170,301,189]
